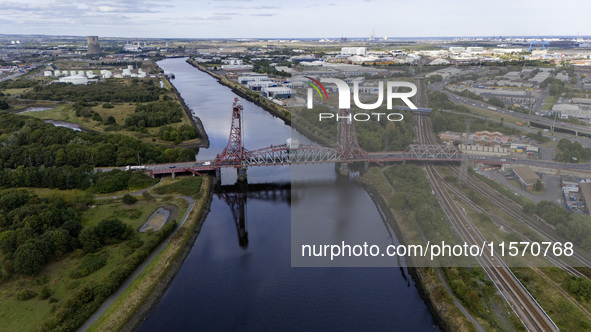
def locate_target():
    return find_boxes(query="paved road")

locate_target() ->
[431,80,591,138]
[0,71,25,82]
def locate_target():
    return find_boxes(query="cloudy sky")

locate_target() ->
[0,0,589,39]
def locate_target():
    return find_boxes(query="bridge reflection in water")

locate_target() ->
[216,182,291,248]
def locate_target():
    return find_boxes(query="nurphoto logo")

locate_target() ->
[305,77,417,122]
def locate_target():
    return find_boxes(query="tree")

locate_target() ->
[105,116,116,125]
[122,194,137,205]
[534,179,543,192]
[142,191,153,200]
[79,227,101,253]
[96,218,130,243]
[13,240,45,276]
[523,202,537,214]
[487,97,505,109]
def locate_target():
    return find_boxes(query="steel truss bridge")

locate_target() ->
[150,98,460,178]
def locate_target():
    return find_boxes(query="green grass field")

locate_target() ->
[152,176,202,196]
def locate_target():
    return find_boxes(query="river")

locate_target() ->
[137,57,439,331]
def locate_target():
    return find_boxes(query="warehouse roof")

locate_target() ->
[512,166,540,185]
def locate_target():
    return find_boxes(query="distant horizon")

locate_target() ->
[1,0,590,40]
[1,33,591,41]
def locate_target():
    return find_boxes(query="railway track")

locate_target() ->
[424,163,557,331]
[439,178,585,278]
[444,164,591,273]
[411,82,559,330]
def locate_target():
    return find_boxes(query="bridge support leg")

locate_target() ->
[237,167,247,182]
[363,161,369,172]
[215,168,221,179]
[336,163,350,177]
[172,172,175,179]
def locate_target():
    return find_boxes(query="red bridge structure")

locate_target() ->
[149,98,461,180]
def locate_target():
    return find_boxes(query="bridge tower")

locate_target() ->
[336,109,368,175]
[216,98,248,181]
[337,109,368,160]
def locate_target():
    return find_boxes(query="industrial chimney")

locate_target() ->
[87,36,101,54]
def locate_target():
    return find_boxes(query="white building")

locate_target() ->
[246,80,276,90]
[449,47,465,54]
[44,71,52,77]
[59,75,88,85]
[466,47,484,53]
[220,64,253,70]
[429,58,450,65]
[262,86,293,99]
[238,75,269,84]
[341,47,367,55]
[124,42,142,52]
[100,70,112,79]
[552,104,590,121]
[222,59,243,65]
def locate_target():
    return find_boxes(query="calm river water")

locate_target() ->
[137,57,439,331]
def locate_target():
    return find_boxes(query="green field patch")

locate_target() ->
[513,267,591,331]
[152,176,203,197]
[0,194,184,331]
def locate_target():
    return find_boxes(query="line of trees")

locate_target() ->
[554,138,591,163]
[430,110,519,135]
[0,114,194,191]
[355,110,415,152]
[0,114,195,169]
[0,78,39,89]
[125,100,183,128]
[159,125,199,144]
[20,79,165,103]
[526,200,591,250]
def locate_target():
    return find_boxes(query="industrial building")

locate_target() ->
[458,144,509,157]
[246,80,276,91]
[512,166,543,191]
[341,47,367,55]
[469,131,510,145]
[552,104,591,122]
[238,75,269,85]
[449,47,465,54]
[59,75,88,85]
[261,87,293,99]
